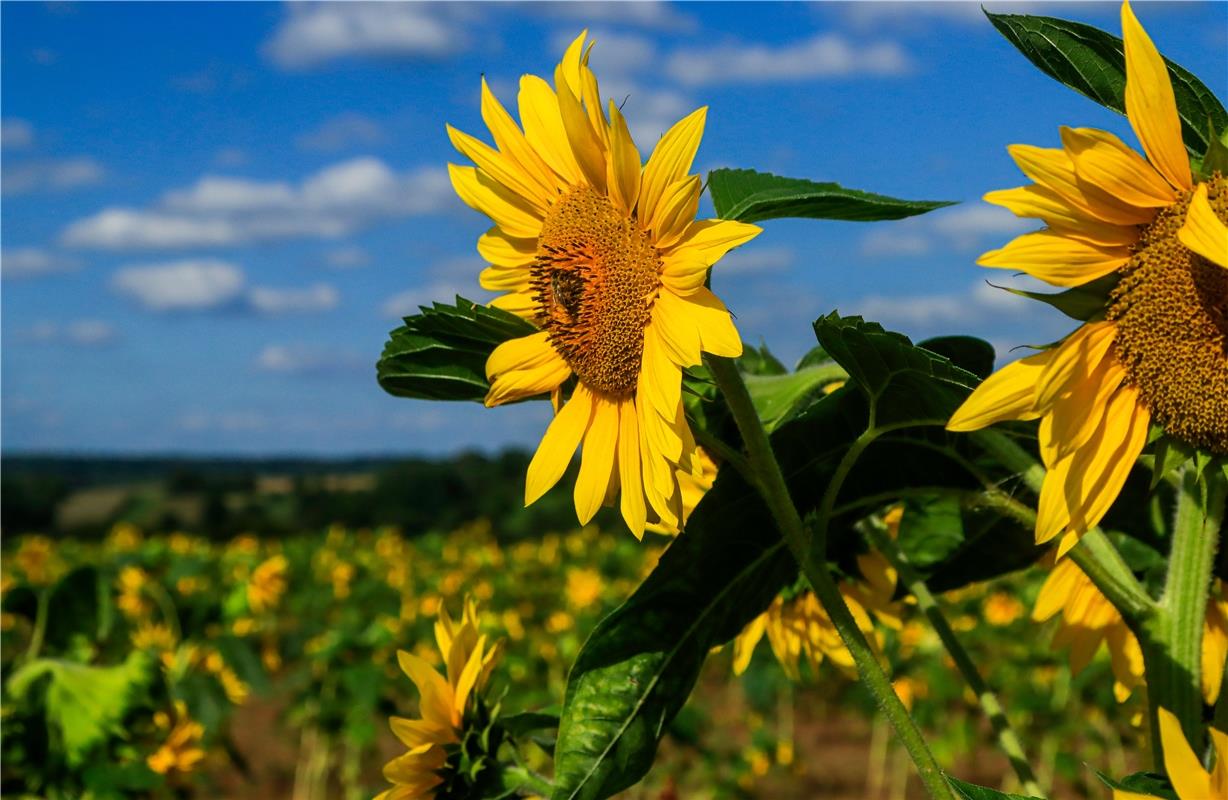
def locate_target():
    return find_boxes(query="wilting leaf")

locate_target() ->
[708,168,953,224]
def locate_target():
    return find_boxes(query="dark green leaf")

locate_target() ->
[794,344,833,371]
[989,273,1119,323]
[1095,769,1176,800]
[708,168,953,224]
[501,711,561,737]
[917,336,996,380]
[948,775,1044,800]
[986,11,1227,156]
[44,566,106,650]
[896,494,965,568]
[737,343,787,376]
[377,297,538,403]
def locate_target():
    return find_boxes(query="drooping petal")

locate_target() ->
[574,393,619,524]
[1043,357,1127,463]
[732,614,768,675]
[1121,1,1193,191]
[639,325,683,426]
[1060,126,1176,209]
[1035,453,1074,544]
[618,398,648,537]
[449,164,544,239]
[389,717,457,748]
[1032,558,1082,622]
[396,651,458,730]
[1179,183,1228,269]
[518,75,583,185]
[1034,321,1117,410]
[485,332,571,407]
[638,107,707,230]
[947,349,1051,431]
[525,385,594,505]
[978,231,1130,287]
[1158,707,1213,800]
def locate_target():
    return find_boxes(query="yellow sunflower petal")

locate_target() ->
[1036,453,1074,544]
[639,107,707,231]
[447,124,553,214]
[1044,357,1127,463]
[555,77,608,191]
[1032,558,1081,622]
[485,332,570,407]
[685,287,743,358]
[519,75,583,185]
[488,291,537,320]
[1061,126,1176,209]
[480,77,561,196]
[389,717,456,748]
[479,265,531,292]
[984,185,1139,247]
[1060,383,1150,538]
[1158,707,1212,800]
[606,102,642,216]
[652,290,703,366]
[1121,1,1193,192]
[1007,144,1155,226]
[396,651,457,730]
[1210,727,1228,798]
[1035,321,1116,410]
[666,218,763,263]
[660,255,710,295]
[618,398,648,538]
[477,228,536,269]
[574,394,619,524]
[978,230,1130,287]
[639,413,679,526]
[649,175,702,249]
[1179,183,1228,269]
[733,614,768,675]
[452,635,487,718]
[947,349,1050,431]
[449,164,543,239]
[640,326,683,423]
[526,385,594,505]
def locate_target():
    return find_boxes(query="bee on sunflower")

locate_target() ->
[447,31,761,538]
[947,0,1227,553]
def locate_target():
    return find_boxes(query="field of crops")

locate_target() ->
[1,517,1147,799]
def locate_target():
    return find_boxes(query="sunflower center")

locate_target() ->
[1107,173,1228,454]
[531,186,661,396]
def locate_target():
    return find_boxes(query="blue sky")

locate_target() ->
[3,1,1225,456]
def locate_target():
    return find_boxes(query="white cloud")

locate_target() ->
[264,2,464,70]
[324,245,369,269]
[248,283,339,314]
[255,343,364,375]
[667,33,912,85]
[534,2,696,30]
[1,247,80,279]
[718,246,796,276]
[17,319,118,347]
[859,203,1032,258]
[112,259,247,311]
[847,280,1032,328]
[381,280,479,319]
[296,112,385,152]
[841,2,1092,29]
[3,157,105,195]
[1,118,34,149]
[62,157,452,250]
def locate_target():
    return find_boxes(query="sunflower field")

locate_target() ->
[4,2,1228,799]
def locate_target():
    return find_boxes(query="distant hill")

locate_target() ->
[1,451,586,541]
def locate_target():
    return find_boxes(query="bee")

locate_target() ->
[551,270,585,322]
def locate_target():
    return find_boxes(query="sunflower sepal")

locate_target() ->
[1094,769,1177,800]
[1148,434,1196,490]
[1196,123,1228,180]
[987,272,1119,322]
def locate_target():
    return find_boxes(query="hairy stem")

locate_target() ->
[706,354,955,800]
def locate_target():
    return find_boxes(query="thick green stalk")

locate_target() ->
[864,521,1044,797]
[1147,466,1224,750]
[705,354,956,800]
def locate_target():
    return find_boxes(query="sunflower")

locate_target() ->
[448,32,761,537]
[1113,708,1228,800]
[147,702,206,777]
[247,554,288,614]
[378,598,503,800]
[947,1,1227,552]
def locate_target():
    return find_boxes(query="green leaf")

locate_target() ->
[988,273,1119,323]
[45,566,109,650]
[7,651,154,767]
[812,313,983,427]
[948,775,1044,800]
[896,494,966,568]
[917,336,996,380]
[1095,769,1177,800]
[736,343,787,376]
[985,11,1227,156]
[377,297,538,403]
[1202,124,1228,178]
[501,711,561,737]
[744,364,847,432]
[1151,436,1194,489]
[708,168,954,224]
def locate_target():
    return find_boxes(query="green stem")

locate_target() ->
[1147,466,1225,751]
[23,588,50,663]
[705,354,955,800]
[864,520,1044,797]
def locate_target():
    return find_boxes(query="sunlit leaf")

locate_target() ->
[708,168,954,224]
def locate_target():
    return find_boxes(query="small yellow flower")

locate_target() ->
[565,567,604,611]
[984,592,1024,627]
[131,622,176,654]
[15,536,58,585]
[247,554,288,613]
[116,566,151,618]
[107,522,143,551]
[147,702,206,776]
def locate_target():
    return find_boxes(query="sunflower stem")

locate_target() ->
[969,428,1156,625]
[863,519,1044,797]
[705,354,956,800]
[1145,465,1224,756]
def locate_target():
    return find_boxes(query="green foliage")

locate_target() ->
[707,168,954,223]
[947,775,1044,800]
[985,11,1227,156]
[378,297,537,402]
[989,273,1119,323]
[1095,770,1178,800]
[896,495,966,569]
[1201,125,1228,177]
[7,650,153,767]
[45,566,113,651]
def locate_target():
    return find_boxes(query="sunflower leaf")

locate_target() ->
[708,168,954,224]
[377,296,538,403]
[985,11,1226,157]
[947,775,1045,800]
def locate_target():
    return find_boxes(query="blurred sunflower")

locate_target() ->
[379,598,504,800]
[448,31,761,537]
[732,589,881,681]
[947,1,1227,552]
[147,702,206,776]
[247,554,288,613]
